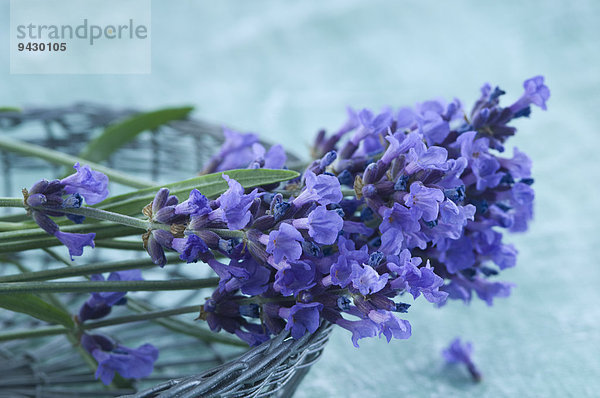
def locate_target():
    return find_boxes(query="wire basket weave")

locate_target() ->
[0,104,332,397]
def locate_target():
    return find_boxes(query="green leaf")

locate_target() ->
[0,293,74,328]
[0,107,21,113]
[97,168,299,215]
[79,106,194,163]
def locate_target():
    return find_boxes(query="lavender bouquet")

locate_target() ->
[0,76,549,391]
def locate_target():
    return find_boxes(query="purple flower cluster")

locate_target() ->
[143,76,548,347]
[78,270,159,385]
[24,163,109,260]
[201,127,287,174]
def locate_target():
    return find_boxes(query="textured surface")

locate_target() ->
[1,1,599,397]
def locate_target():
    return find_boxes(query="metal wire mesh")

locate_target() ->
[0,104,331,398]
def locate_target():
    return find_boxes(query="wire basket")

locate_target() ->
[0,104,332,397]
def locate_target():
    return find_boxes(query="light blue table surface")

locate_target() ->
[1,1,599,397]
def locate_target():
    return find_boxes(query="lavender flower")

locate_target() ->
[292,205,344,245]
[265,223,304,264]
[214,174,259,230]
[172,234,210,263]
[61,162,109,205]
[442,337,482,382]
[404,182,445,222]
[335,317,380,348]
[78,270,143,322]
[293,170,343,207]
[350,264,388,295]
[367,310,411,342]
[25,164,109,260]
[509,75,550,114]
[81,333,159,385]
[279,302,323,339]
[174,188,211,216]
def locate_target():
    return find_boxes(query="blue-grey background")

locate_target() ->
[1,1,599,397]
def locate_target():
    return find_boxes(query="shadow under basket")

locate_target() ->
[0,104,332,398]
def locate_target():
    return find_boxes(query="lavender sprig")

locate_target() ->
[134,75,549,348]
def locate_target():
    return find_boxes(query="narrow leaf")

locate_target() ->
[79,106,194,163]
[0,293,74,328]
[0,107,21,112]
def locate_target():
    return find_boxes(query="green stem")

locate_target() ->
[0,197,169,232]
[83,305,200,329]
[0,326,69,341]
[0,197,23,207]
[0,135,156,189]
[0,221,28,231]
[55,206,151,231]
[0,278,219,294]
[0,255,182,283]
[94,239,145,250]
[206,228,246,239]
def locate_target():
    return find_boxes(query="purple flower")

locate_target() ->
[292,205,343,245]
[144,230,171,267]
[508,182,535,232]
[470,277,513,306]
[416,108,450,145]
[404,182,444,222]
[442,337,482,382]
[349,108,393,146]
[329,255,354,287]
[379,134,404,166]
[55,230,96,260]
[439,236,476,274]
[264,144,287,169]
[499,147,532,180]
[456,131,504,190]
[265,223,304,264]
[79,270,143,322]
[351,263,388,295]
[367,310,411,342]
[390,255,448,304]
[336,317,380,348]
[379,203,421,255]
[171,233,210,263]
[293,170,343,207]
[174,189,211,216]
[24,165,110,259]
[207,259,250,293]
[443,275,513,305]
[328,237,369,287]
[81,333,159,385]
[509,75,550,114]
[251,143,287,169]
[237,258,271,296]
[214,174,258,230]
[330,236,369,287]
[404,144,449,174]
[429,200,476,241]
[274,260,316,296]
[279,302,323,339]
[149,188,183,225]
[61,163,109,205]
[203,128,259,173]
